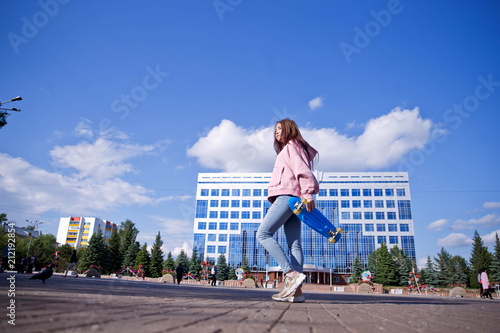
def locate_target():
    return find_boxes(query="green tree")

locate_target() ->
[241,254,250,273]
[189,247,202,279]
[135,243,151,276]
[149,232,164,278]
[57,244,74,272]
[469,230,492,288]
[123,241,140,267]
[78,231,112,272]
[390,245,412,286]
[118,220,139,267]
[108,229,121,272]
[0,111,10,129]
[163,252,175,272]
[228,263,237,280]
[216,254,229,281]
[367,249,378,277]
[374,242,397,286]
[175,250,190,272]
[434,247,453,287]
[421,255,438,286]
[30,234,57,270]
[350,255,363,283]
[490,233,500,283]
[450,255,469,286]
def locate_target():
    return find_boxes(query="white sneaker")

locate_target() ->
[273,286,305,303]
[280,272,306,298]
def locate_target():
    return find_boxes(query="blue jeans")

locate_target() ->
[256,195,303,274]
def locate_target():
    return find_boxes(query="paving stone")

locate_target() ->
[1,273,499,333]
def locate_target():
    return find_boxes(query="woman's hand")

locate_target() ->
[306,198,315,212]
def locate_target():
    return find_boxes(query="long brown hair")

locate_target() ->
[274,118,317,161]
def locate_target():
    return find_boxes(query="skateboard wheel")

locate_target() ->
[328,237,337,244]
[337,227,343,233]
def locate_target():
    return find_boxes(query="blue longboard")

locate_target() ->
[288,197,342,244]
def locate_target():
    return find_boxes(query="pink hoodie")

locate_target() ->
[268,139,319,203]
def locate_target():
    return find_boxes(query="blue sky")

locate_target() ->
[1,1,499,265]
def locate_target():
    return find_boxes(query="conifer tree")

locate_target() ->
[490,233,500,282]
[79,231,112,272]
[434,247,453,287]
[391,246,412,287]
[450,255,469,286]
[118,220,139,267]
[123,241,140,267]
[163,252,175,272]
[175,249,190,271]
[421,255,438,286]
[367,248,378,277]
[216,254,229,281]
[135,243,151,276]
[350,255,363,283]
[108,229,121,272]
[149,232,164,278]
[241,254,250,273]
[189,247,202,279]
[374,242,397,285]
[469,230,492,288]
[228,263,237,280]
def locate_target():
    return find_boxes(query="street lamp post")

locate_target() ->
[0,96,23,129]
[0,96,22,112]
[25,220,44,258]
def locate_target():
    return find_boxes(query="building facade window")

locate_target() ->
[398,200,412,219]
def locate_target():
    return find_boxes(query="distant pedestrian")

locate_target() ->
[19,255,26,274]
[211,265,217,286]
[480,268,493,299]
[260,278,264,288]
[175,263,184,284]
[64,249,78,278]
[1,245,8,272]
[478,271,483,296]
[27,253,36,274]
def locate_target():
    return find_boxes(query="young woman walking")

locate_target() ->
[256,118,319,303]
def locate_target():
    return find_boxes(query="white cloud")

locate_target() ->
[451,214,500,230]
[173,241,193,258]
[50,137,159,180]
[481,230,500,246]
[186,119,275,172]
[0,124,176,218]
[437,233,473,248]
[149,215,195,256]
[426,219,448,231]
[308,96,325,110]
[187,107,437,172]
[484,202,500,210]
[73,118,94,139]
[417,256,428,269]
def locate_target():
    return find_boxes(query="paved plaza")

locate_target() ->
[1,273,499,333]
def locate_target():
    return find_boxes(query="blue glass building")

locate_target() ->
[192,171,415,284]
